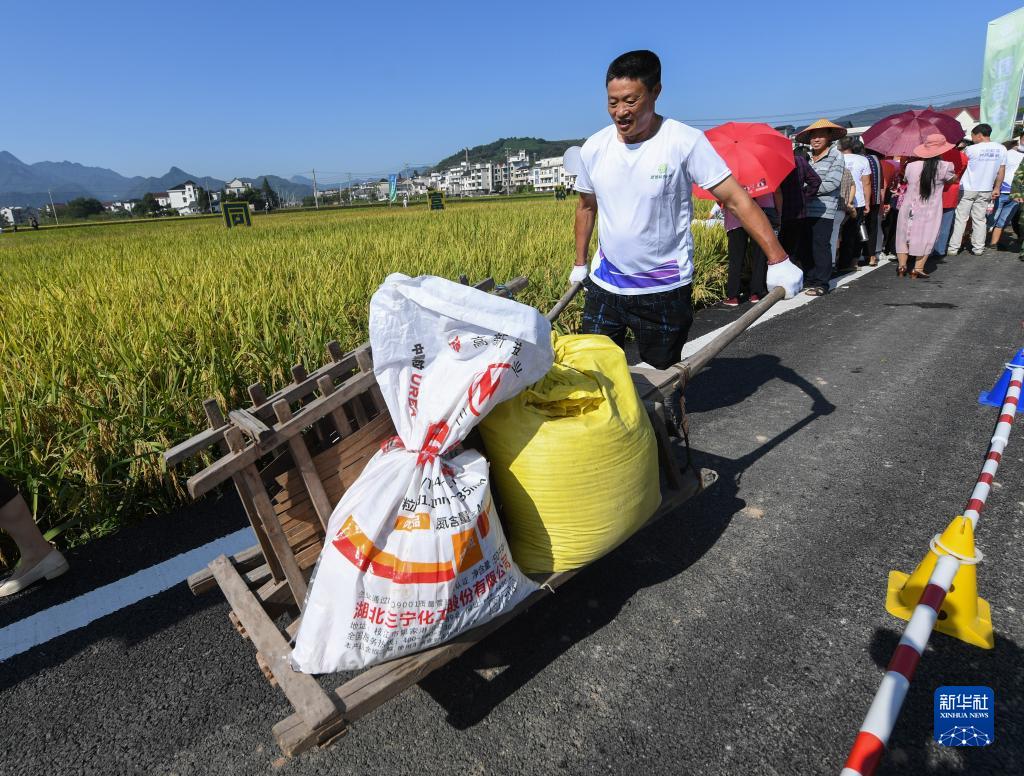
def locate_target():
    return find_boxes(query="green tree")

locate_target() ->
[65,197,105,219]
[260,177,280,209]
[136,193,163,216]
[197,187,211,212]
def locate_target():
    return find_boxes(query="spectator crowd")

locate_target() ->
[720,119,1024,303]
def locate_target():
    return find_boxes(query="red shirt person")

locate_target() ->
[932,147,968,257]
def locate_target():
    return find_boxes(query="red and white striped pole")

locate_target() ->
[840,365,1023,776]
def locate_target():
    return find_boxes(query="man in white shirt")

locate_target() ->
[947,124,1006,256]
[987,139,1023,248]
[836,137,872,271]
[570,50,802,373]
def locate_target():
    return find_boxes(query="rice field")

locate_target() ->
[0,197,726,563]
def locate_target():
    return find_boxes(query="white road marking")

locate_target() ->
[0,257,890,662]
[0,527,255,662]
[680,258,893,360]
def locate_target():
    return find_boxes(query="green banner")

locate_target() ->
[981,7,1024,141]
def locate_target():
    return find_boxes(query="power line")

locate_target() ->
[676,87,984,125]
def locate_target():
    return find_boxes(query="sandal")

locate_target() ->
[804,287,826,296]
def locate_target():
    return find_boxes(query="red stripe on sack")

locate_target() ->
[887,644,922,681]
[919,583,947,613]
[979,472,994,485]
[998,413,1014,425]
[987,450,1002,463]
[966,498,985,514]
[844,731,885,776]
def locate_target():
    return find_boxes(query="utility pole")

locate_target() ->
[48,189,59,225]
[312,169,320,209]
[347,172,352,205]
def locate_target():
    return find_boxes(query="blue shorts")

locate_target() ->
[581,279,693,369]
[991,193,1019,227]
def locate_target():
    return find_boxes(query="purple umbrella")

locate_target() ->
[861,108,966,156]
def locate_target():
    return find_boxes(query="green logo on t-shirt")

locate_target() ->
[651,162,670,180]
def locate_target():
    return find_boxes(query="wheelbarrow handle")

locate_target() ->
[547,282,584,322]
[650,285,786,394]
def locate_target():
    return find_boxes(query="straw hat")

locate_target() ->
[795,118,848,143]
[913,133,955,159]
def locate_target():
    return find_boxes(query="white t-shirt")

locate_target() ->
[1001,147,1024,192]
[843,153,870,208]
[574,119,731,295]
[961,141,1007,191]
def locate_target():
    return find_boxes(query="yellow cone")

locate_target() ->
[886,515,993,649]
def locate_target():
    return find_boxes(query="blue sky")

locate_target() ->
[3,0,1023,182]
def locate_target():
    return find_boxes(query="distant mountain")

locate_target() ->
[236,175,312,202]
[832,97,983,128]
[124,167,225,199]
[834,103,924,127]
[432,137,585,171]
[0,152,313,207]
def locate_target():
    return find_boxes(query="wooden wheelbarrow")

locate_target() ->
[163,277,784,756]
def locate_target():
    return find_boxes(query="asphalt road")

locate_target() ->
[2,249,1023,776]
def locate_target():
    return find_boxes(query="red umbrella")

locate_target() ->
[693,122,794,200]
[861,108,965,156]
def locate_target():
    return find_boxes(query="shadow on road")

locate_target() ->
[419,354,836,728]
[869,626,1022,774]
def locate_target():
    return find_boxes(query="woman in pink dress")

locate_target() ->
[894,134,958,278]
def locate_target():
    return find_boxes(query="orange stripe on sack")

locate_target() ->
[394,513,431,532]
[450,526,485,572]
[333,515,455,584]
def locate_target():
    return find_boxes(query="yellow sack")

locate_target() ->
[479,334,661,574]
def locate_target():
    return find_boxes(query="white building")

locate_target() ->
[0,206,25,225]
[103,200,136,213]
[937,106,981,138]
[167,180,202,212]
[531,157,562,192]
[493,149,532,193]
[225,178,252,197]
[153,192,171,208]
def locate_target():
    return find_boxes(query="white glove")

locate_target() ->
[766,258,803,299]
[569,263,589,284]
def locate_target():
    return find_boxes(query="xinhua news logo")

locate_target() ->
[934,686,994,747]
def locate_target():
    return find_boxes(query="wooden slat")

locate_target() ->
[248,383,270,408]
[273,400,333,530]
[209,555,341,734]
[188,543,265,595]
[248,345,367,423]
[223,423,284,584]
[223,427,308,606]
[317,375,354,438]
[164,425,225,467]
[267,413,394,519]
[229,408,274,443]
[187,370,377,498]
[354,348,386,415]
[630,365,677,401]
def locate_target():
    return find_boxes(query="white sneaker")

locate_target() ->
[0,548,69,597]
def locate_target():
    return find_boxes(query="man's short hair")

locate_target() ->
[973,123,992,137]
[606,50,661,92]
[837,136,855,151]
